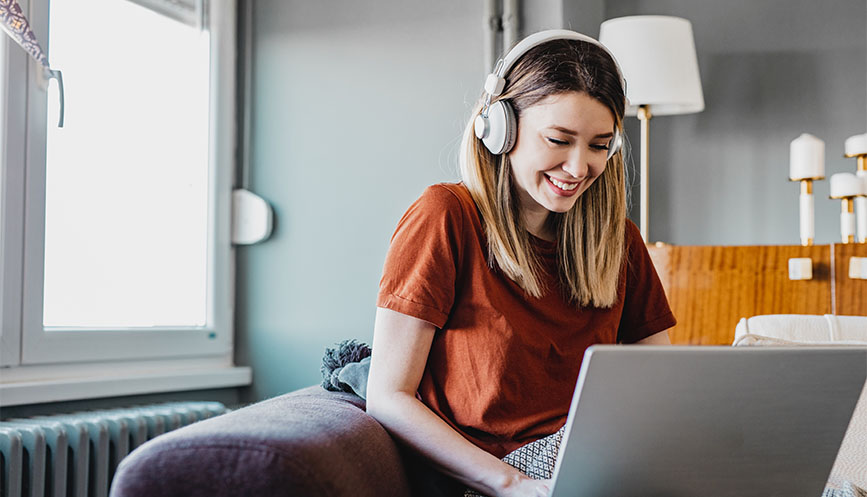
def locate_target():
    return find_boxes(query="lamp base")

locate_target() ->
[638,105,652,242]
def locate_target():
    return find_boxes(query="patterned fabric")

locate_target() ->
[823,477,867,497]
[0,0,63,126]
[463,426,565,497]
[0,0,49,67]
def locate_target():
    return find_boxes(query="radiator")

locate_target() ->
[0,401,228,497]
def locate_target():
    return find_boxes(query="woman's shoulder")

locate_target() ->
[409,182,477,220]
[624,218,641,244]
[623,219,650,252]
[418,182,473,208]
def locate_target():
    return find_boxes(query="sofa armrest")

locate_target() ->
[110,386,412,497]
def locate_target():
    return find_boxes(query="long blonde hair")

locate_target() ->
[459,39,627,308]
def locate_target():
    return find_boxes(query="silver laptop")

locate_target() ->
[549,345,867,497]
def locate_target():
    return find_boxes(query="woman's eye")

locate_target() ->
[591,143,611,151]
[546,137,568,145]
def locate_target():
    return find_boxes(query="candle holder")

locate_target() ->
[844,132,867,243]
[790,133,825,247]
[829,173,865,244]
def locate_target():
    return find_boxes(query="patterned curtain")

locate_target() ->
[0,0,64,126]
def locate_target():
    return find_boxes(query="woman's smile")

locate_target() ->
[544,174,582,196]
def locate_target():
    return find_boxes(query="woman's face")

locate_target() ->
[508,91,615,219]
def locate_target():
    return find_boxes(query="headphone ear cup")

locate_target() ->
[501,101,517,154]
[483,100,517,155]
[607,128,623,160]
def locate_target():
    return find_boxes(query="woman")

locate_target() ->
[366,30,675,497]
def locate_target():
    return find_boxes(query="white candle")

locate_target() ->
[789,133,825,180]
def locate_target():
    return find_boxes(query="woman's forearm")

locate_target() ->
[367,391,527,496]
[636,328,671,344]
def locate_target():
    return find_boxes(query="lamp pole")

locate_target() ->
[638,104,652,241]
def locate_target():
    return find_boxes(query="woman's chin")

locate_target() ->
[541,190,582,212]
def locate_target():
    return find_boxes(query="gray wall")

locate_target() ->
[608,0,867,244]
[236,0,867,402]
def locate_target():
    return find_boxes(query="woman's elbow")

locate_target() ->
[364,387,386,418]
[365,387,410,422]
[365,362,421,420]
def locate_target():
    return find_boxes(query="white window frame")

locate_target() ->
[1,0,250,404]
[1,30,26,368]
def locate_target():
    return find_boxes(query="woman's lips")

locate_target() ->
[545,174,581,197]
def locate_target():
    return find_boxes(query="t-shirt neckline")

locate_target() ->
[528,232,557,254]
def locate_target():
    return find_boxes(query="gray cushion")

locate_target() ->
[110,386,412,497]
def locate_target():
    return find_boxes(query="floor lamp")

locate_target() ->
[600,16,705,241]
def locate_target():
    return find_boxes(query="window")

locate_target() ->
[1,0,248,403]
[42,0,211,330]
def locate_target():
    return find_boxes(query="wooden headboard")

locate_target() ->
[646,243,867,345]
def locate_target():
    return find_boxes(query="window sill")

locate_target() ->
[0,358,252,406]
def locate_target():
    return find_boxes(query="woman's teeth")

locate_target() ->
[549,176,578,191]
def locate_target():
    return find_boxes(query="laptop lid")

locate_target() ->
[549,345,867,497]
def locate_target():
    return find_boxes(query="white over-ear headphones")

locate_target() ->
[474,29,626,159]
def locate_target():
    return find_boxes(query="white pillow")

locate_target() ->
[734,314,867,346]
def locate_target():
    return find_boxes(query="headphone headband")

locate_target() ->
[488,29,626,97]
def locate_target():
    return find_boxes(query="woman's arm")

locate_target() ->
[636,329,671,345]
[366,307,550,497]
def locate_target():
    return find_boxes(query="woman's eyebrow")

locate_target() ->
[549,125,577,135]
[549,125,613,139]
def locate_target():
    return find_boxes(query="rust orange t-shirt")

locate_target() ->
[376,182,676,458]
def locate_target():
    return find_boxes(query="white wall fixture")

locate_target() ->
[599,15,704,242]
[788,257,813,281]
[849,257,867,280]
[790,133,826,246]
[232,189,274,245]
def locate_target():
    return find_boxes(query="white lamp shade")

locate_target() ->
[830,173,867,199]
[600,16,705,117]
[845,132,867,157]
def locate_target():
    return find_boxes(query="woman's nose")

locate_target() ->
[561,149,590,178]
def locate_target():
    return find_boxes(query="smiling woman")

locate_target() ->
[366,30,674,497]
[462,35,628,306]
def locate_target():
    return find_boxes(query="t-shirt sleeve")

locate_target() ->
[376,185,464,329]
[616,221,677,343]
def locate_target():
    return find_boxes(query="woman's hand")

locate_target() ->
[496,474,552,497]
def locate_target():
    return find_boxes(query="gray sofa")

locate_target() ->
[110,386,422,497]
